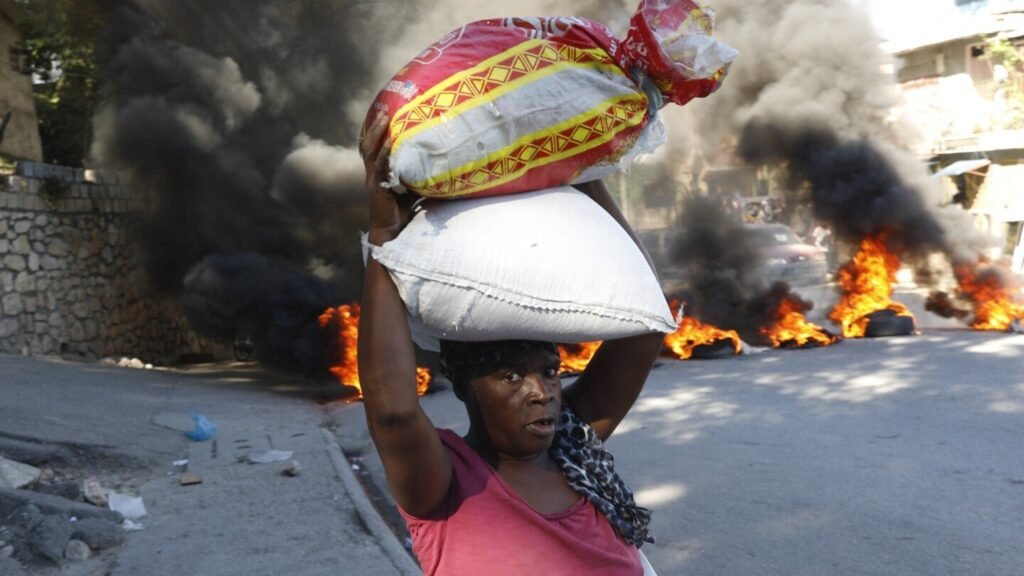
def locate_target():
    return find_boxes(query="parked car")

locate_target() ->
[637,222,829,295]
[745,223,829,286]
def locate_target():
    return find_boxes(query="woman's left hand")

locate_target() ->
[361,115,417,244]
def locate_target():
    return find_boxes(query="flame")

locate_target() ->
[662,299,741,360]
[319,303,431,398]
[761,297,838,348]
[557,341,602,373]
[953,261,1024,331]
[828,233,913,338]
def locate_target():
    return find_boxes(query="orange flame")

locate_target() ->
[762,298,838,348]
[662,300,741,360]
[319,303,431,398]
[954,261,1024,331]
[828,233,913,338]
[557,341,602,374]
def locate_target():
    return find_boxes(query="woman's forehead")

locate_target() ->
[441,339,558,380]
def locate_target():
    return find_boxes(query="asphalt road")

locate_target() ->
[3,309,1021,575]
[0,356,414,576]
[331,327,1024,576]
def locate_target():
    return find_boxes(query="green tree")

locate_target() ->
[15,0,114,166]
[982,36,1024,130]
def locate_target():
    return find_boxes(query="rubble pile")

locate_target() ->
[0,455,130,572]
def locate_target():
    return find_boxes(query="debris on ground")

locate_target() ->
[104,357,154,370]
[282,461,302,477]
[82,478,107,508]
[63,538,90,562]
[106,493,146,521]
[185,414,217,441]
[0,459,41,490]
[179,474,203,486]
[246,450,293,464]
[68,517,124,550]
[28,514,73,565]
[35,481,81,502]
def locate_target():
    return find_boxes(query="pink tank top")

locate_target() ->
[399,429,643,576]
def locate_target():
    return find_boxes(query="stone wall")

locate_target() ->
[0,161,221,362]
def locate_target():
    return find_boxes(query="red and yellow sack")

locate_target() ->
[364,1,736,200]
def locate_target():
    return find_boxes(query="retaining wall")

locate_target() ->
[0,161,219,361]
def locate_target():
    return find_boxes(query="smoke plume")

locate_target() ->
[89,0,405,371]
[656,0,1007,336]
[669,195,828,344]
[89,0,623,371]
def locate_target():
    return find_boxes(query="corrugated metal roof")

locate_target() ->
[934,159,992,177]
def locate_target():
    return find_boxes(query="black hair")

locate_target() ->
[438,340,559,402]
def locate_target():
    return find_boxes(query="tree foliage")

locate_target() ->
[15,0,116,166]
[982,36,1024,130]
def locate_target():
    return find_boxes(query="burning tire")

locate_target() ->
[689,338,741,359]
[863,309,916,338]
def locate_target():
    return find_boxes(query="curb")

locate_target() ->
[320,428,421,576]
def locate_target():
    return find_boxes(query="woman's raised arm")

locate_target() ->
[357,117,451,517]
[563,179,665,441]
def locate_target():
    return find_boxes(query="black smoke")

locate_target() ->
[181,253,335,374]
[669,195,825,345]
[89,0,402,372]
[670,195,759,327]
[738,122,949,257]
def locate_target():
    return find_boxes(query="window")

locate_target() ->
[8,43,30,75]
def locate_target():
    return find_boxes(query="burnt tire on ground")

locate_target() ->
[864,310,916,338]
[690,338,740,359]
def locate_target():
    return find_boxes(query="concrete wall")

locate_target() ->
[0,8,43,161]
[0,160,221,362]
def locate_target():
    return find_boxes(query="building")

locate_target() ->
[888,0,1024,269]
[0,0,43,162]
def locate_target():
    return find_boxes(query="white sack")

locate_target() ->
[369,187,677,351]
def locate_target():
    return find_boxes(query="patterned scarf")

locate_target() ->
[550,404,654,547]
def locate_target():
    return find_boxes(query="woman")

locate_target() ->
[358,116,665,575]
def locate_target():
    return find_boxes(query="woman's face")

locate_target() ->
[467,348,562,460]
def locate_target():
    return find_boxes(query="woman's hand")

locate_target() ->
[361,115,417,245]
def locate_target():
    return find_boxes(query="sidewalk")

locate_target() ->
[0,354,418,576]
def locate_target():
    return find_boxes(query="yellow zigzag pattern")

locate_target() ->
[389,40,622,152]
[409,95,648,198]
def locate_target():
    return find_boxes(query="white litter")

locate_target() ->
[121,519,145,532]
[108,493,147,520]
[246,450,294,464]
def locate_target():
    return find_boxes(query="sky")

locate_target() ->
[856,0,977,45]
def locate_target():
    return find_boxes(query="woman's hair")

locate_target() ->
[438,340,558,401]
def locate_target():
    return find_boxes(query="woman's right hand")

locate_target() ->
[361,115,417,245]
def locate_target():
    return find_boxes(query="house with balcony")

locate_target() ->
[888,0,1024,269]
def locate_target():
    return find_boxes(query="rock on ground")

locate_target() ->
[69,517,124,550]
[0,460,40,490]
[0,487,121,523]
[2,505,41,538]
[27,515,72,565]
[63,539,90,562]
[34,481,81,502]
[0,555,26,576]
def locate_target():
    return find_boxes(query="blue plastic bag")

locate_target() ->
[185,413,217,441]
